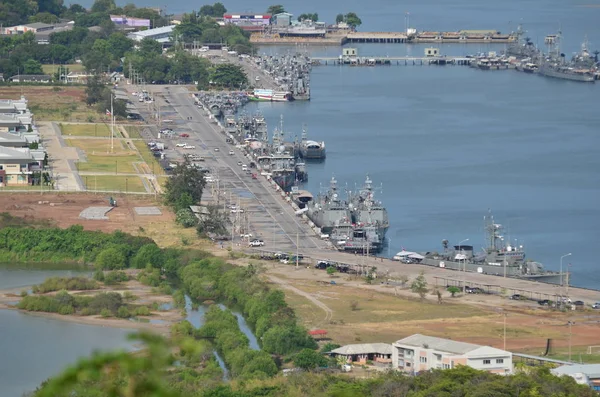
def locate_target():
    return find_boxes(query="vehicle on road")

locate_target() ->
[237,161,243,166]
[249,239,264,247]
[230,208,245,213]
[183,145,196,149]
[255,76,260,81]
[176,143,187,147]
[229,150,235,155]
[593,302,600,309]
[214,148,219,152]
[510,294,525,300]
[180,133,190,138]
[537,299,552,306]
[242,164,248,171]
[574,300,585,307]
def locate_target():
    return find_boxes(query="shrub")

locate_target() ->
[58,305,75,315]
[117,306,130,319]
[80,308,93,316]
[104,270,129,285]
[135,306,150,316]
[100,308,112,318]
[93,270,105,282]
[20,290,28,297]
[32,277,98,293]
[123,291,138,301]
[176,208,198,228]
[95,247,127,270]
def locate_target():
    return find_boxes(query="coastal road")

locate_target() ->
[124,84,600,305]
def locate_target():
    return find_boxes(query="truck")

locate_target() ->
[155,143,165,150]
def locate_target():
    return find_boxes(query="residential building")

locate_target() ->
[0,113,33,132]
[0,147,40,186]
[0,97,29,114]
[8,75,52,84]
[0,132,28,148]
[1,22,55,35]
[552,364,600,392]
[128,25,175,44]
[110,15,151,29]
[329,343,393,365]
[223,14,271,31]
[392,334,513,375]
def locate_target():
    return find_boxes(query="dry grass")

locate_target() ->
[60,123,112,137]
[123,126,142,139]
[133,140,166,176]
[64,138,123,153]
[82,175,147,193]
[0,86,97,121]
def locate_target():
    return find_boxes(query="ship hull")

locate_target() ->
[300,147,326,160]
[272,172,296,191]
[418,258,562,285]
[539,68,595,82]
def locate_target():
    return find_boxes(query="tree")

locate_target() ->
[298,13,318,22]
[196,205,230,237]
[131,244,163,269]
[176,209,198,228]
[447,286,461,297]
[95,247,126,270]
[335,14,344,24]
[209,63,247,89]
[266,5,285,16]
[91,0,116,13]
[173,22,203,43]
[23,58,43,74]
[410,271,429,300]
[37,0,66,15]
[294,348,328,370]
[212,2,227,17]
[164,159,205,208]
[326,266,337,277]
[344,12,362,29]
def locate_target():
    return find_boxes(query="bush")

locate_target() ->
[176,208,198,228]
[32,276,98,293]
[80,307,93,316]
[137,266,162,287]
[104,270,129,285]
[93,270,105,282]
[58,305,75,315]
[117,306,130,319]
[95,247,127,270]
[89,292,123,314]
[123,291,138,301]
[20,290,28,297]
[100,308,112,318]
[135,306,151,316]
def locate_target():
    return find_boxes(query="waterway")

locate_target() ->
[0,265,133,397]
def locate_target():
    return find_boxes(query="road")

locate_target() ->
[123,84,600,306]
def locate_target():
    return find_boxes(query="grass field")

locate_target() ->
[133,140,165,175]
[518,346,600,364]
[64,138,124,154]
[0,86,97,121]
[60,123,112,137]
[76,154,140,174]
[124,126,142,139]
[42,63,85,75]
[82,175,147,192]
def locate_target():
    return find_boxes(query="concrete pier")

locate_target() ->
[311,56,472,66]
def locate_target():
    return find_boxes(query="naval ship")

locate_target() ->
[349,176,389,239]
[306,177,353,235]
[299,125,326,160]
[329,217,383,253]
[538,34,596,83]
[405,210,563,284]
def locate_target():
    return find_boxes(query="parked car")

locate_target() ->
[214,148,220,152]
[183,145,196,149]
[574,300,585,307]
[230,208,245,213]
[538,299,552,306]
[593,302,600,309]
[249,239,264,247]
[176,143,187,147]
[237,161,243,166]
[180,133,190,138]
[510,294,525,300]
[229,150,235,155]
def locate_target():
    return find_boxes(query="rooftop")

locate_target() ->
[129,25,175,38]
[24,22,54,30]
[331,343,392,356]
[394,334,484,354]
[0,132,28,144]
[552,364,600,378]
[0,146,34,161]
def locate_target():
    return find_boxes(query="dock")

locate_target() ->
[311,56,473,66]
[250,30,517,46]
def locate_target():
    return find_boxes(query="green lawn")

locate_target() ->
[0,185,52,191]
[82,175,147,193]
[42,63,85,75]
[76,155,140,174]
[60,123,112,137]
[124,126,142,139]
[64,138,124,154]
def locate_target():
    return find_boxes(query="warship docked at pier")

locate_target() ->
[299,125,326,160]
[252,53,312,101]
[538,34,597,83]
[398,211,563,284]
[306,176,388,253]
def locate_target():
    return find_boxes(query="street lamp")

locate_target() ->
[560,253,572,287]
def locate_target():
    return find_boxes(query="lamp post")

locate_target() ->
[458,238,469,291]
[560,253,571,288]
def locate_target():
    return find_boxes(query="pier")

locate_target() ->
[311,56,473,66]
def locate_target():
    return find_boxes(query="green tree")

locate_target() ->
[164,159,205,208]
[131,243,163,269]
[30,12,60,24]
[266,5,285,16]
[85,74,105,106]
[298,13,318,22]
[173,22,203,43]
[447,286,461,297]
[176,209,198,228]
[294,348,328,370]
[344,12,362,29]
[410,271,429,300]
[209,63,247,89]
[107,32,133,61]
[335,14,344,24]
[91,0,116,13]
[196,205,229,237]
[117,305,130,318]
[23,58,43,74]
[95,247,126,270]
[326,266,337,277]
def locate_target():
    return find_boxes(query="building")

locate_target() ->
[392,334,513,375]
[110,15,151,29]
[272,12,293,27]
[223,14,271,31]
[0,113,33,132]
[329,343,393,365]
[552,364,600,392]
[0,132,28,148]
[9,75,52,84]
[1,22,55,35]
[0,146,41,186]
[127,25,175,44]
[0,97,29,114]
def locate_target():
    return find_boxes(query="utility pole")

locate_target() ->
[568,321,574,362]
[296,228,299,269]
[110,92,114,153]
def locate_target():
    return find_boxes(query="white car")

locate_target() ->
[230,208,245,213]
[183,145,196,149]
[229,150,235,155]
[237,161,243,166]
[214,148,220,152]
[176,143,187,147]
[249,239,264,247]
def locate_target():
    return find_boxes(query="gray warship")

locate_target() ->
[538,34,596,83]
[299,125,326,160]
[409,211,563,284]
[329,217,383,253]
[306,176,352,235]
[349,176,389,239]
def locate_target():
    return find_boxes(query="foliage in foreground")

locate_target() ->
[31,331,594,397]
[32,276,98,293]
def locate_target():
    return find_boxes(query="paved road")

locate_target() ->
[123,84,600,305]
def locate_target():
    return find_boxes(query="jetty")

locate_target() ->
[311,56,473,66]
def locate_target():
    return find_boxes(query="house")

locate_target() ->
[272,12,293,27]
[128,25,175,44]
[0,97,29,114]
[1,22,55,35]
[0,113,34,132]
[0,146,39,186]
[392,334,513,375]
[110,15,151,29]
[0,132,28,148]
[329,343,393,365]
[552,364,600,392]
[9,75,52,84]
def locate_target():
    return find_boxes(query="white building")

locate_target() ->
[552,364,600,392]
[392,334,513,375]
[127,25,175,44]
